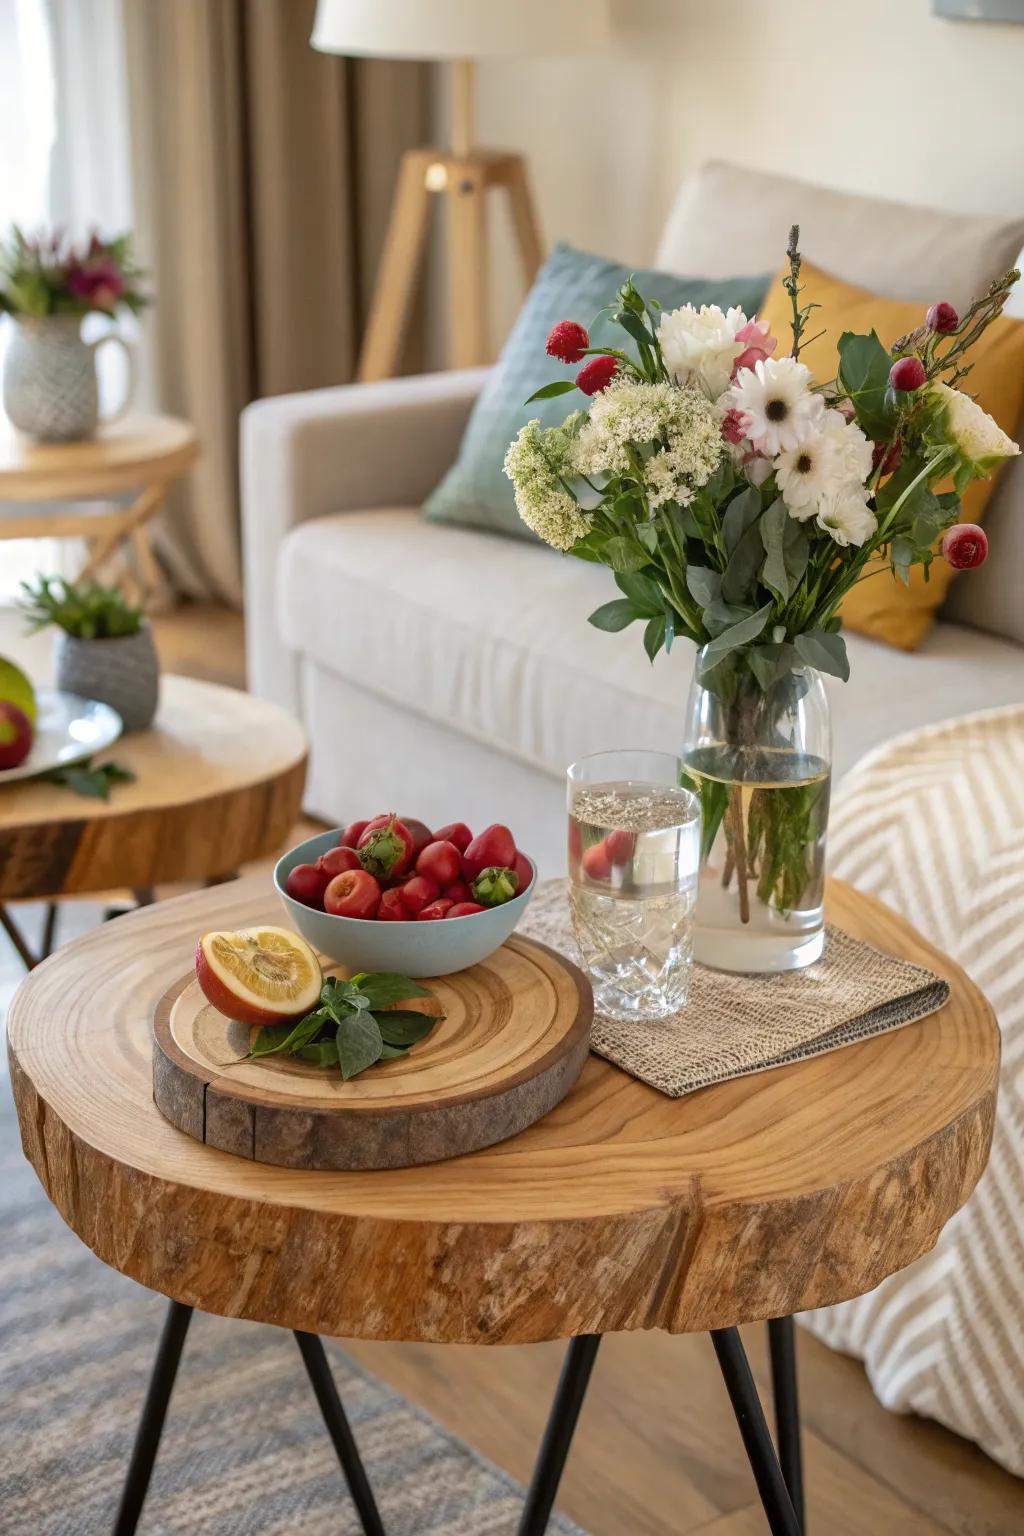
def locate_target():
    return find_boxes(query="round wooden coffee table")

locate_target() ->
[0,675,306,967]
[7,879,997,1536]
[0,414,198,606]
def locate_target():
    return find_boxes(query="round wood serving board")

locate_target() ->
[152,933,593,1171]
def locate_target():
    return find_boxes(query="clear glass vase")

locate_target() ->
[682,652,832,973]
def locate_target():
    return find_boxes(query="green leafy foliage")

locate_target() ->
[836,330,896,439]
[20,575,144,639]
[42,757,135,800]
[246,972,443,1082]
[0,226,149,318]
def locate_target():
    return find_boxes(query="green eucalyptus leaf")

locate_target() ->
[701,601,774,661]
[702,597,754,638]
[722,486,762,555]
[793,629,850,682]
[524,380,578,403]
[567,530,609,563]
[603,536,650,573]
[643,614,666,663]
[760,499,809,602]
[588,598,640,633]
[614,570,663,614]
[722,521,766,605]
[891,536,915,586]
[663,605,675,654]
[685,565,721,608]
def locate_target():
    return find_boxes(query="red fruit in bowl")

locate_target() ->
[357,814,416,878]
[605,830,634,867]
[471,866,519,907]
[582,841,611,881]
[462,824,516,883]
[417,899,454,921]
[434,821,472,853]
[285,862,330,909]
[399,816,434,859]
[442,880,472,904]
[0,701,32,770]
[324,868,381,919]
[317,846,362,878]
[512,850,534,892]
[378,888,411,921]
[446,902,486,918]
[339,819,369,848]
[417,839,462,888]
[399,874,440,915]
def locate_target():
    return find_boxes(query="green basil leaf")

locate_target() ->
[336,1013,384,1080]
[248,1009,326,1058]
[374,1009,441,1047]
[379,1043,409,1060]
[350,973,433,1009]
[297,1038,340,1066]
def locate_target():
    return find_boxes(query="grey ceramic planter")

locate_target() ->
[54,624,160,732]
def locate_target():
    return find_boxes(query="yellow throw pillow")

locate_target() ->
[758,260,1024,650]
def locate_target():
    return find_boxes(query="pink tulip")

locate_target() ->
[732,317,777,377]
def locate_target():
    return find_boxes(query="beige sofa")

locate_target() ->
[241,164,1024,873]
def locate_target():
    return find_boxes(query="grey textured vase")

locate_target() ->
[2,316,133,441]
[54,625,160,732]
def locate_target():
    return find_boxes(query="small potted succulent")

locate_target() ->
[20,576,159,731]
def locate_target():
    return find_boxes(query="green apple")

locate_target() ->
[0,656,37,725]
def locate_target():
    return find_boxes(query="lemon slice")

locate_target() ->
[196,926,322,1025]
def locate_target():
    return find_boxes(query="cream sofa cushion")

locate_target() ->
[278,509,1024,783]
[657,160,1024,309]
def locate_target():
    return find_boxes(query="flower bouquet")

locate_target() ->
[505,228,1019,971]
[0,227,148,318]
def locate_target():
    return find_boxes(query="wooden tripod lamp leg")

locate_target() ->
[357,149,433,383]
[447,160,490,369]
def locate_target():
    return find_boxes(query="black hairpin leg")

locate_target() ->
[767,1316,805,1530]
[712,1328,802,1536]
[517,1334,601,1536]
[293,1331,386,1536]
[0,904,39,969]
[113,1301,193,1535]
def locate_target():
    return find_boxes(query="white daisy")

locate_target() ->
[821,408,874,485]
[657,304,748,401]
[816,487,877,548]
[774,434,837,516]
[728,357,824,455]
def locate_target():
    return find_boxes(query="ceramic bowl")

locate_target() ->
[274,827,536,977]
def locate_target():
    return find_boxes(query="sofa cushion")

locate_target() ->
[658,161,1024,310]
[278,509,1024,782]
[422,241,769,543]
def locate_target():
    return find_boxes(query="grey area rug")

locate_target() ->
[0,1010,586,1534]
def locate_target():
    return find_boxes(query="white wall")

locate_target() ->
[452,0,1024,349]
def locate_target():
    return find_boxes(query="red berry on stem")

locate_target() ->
[417,839,462,888]
[889,356,927,392]
[324,868,382,919]
[285,862,330,909]
[316,846,362,878]
[577,355,618,396]
[927,301,959,334]
[339,819,369,848]
[399,874,440,915]
[378,888,411,921]
[546,319,589,364]
[941,522,988,570]
[433,821,473,853]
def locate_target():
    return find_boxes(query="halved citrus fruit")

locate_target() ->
[195,926,322,1026]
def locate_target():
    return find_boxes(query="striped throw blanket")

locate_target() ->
[803,704,1024,1477]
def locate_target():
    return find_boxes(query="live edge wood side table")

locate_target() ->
[0,414,198,606]
[7,879,998,1536]
[0,675,307,969]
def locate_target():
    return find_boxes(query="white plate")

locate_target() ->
[0,689,123,785]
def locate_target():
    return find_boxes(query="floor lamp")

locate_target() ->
[311,0,610,382]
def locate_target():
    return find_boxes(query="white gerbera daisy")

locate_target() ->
[657,304,748,401]
[728,357,824,455]
[821,408,874,485]
[774,433,837,516]
[816,487,877,548]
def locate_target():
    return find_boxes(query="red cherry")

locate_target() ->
[889,356,927,392]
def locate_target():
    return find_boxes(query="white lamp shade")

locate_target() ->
[311,0,610,60]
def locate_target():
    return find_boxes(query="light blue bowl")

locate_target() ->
[274,828,536,977]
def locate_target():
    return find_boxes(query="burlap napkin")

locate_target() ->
[520,880,950,1098]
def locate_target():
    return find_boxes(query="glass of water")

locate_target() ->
[567,750,701,1021]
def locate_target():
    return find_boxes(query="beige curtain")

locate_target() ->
[122,0,430,604]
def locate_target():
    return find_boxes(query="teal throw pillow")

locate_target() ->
[422,242,771,542]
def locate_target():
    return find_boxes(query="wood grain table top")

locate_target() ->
[7,876,998,1345]
[0,414,198,502]
[0,676,307,897]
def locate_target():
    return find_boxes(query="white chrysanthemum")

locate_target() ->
[503,418,591,551]
[573,379,723,497]
[821,407,874,485]
[816,487,877,548]
[656,303,748,400]
[727,357,824,455]
[774,434,837,516]
[933,380,1019,468]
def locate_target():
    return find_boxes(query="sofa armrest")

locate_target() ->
[240,367,488,713]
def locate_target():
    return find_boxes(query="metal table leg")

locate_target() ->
[712,1328,802,1536]
[518,1334,601,1536]
[294,1331,386,1536]
[768,1316,805,1530]
[113,1301,193,1535]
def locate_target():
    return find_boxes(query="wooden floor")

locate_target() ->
[2,599,1022,1535]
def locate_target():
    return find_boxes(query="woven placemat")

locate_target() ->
[520,880,950,1098]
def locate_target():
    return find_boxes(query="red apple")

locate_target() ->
[285,862,330,909]
[0,701,32,770]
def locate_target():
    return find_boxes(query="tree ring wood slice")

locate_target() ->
[152,934,593,1170]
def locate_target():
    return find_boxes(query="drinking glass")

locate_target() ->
[567,750,701,1021]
